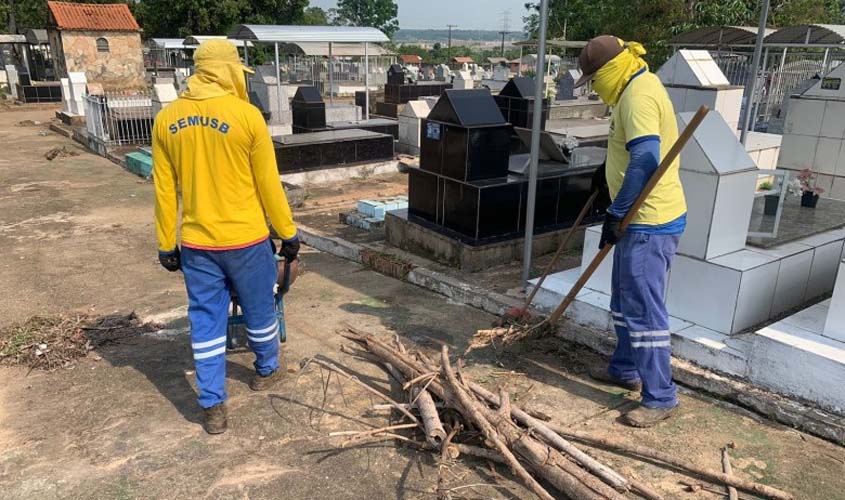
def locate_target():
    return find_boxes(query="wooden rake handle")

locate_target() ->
[546,106,709,324]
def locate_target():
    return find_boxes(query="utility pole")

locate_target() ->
[740,0,770,145]
[498,10,511,57]
[447,24,458,61]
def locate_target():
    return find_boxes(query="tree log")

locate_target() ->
[383,361,447,447]
[551,426,794,500]
[469,382,630,493]
[722,447,739,500]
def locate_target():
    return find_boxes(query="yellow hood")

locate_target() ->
[182,39,252,102]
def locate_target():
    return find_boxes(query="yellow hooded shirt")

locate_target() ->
[153,40,297,252]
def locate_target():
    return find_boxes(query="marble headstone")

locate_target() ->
[5,65,19,99]
[68,72,87,116]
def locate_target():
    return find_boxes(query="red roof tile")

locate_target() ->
[400,54,422,64]
[452,56,474,63]
[48,1,140,32]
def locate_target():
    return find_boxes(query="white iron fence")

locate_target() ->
[84,91,154,147]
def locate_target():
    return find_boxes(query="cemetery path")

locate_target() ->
[0,108,843,500]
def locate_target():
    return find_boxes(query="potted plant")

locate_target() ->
[791,168,826,208]
[758,180,779,215]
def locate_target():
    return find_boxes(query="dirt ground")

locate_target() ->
[1,107,844,500]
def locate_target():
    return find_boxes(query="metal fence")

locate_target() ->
[84,91,154,147]
[709,49,844,131]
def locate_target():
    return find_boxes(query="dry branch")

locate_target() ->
[551,426,794,500]
[723,447,739,500]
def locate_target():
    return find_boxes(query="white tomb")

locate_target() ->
[5,65,19,99]
[453,70,474,90]
[68,72,87,116]
[777,63,845,200]
[492,64,511,82]
[250,65,292,125]
[398,100,433,155]
[152,82,178,118]
[60,77,72,113]
[658,50,743,132]
[434,64,451,82]
[527,105,845,410]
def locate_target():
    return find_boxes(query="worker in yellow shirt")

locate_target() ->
[577,36,687,427]
[153,40,298,434]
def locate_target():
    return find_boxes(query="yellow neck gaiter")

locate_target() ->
[592,40,649,106]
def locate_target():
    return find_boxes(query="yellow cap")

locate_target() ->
[194,39,254,74]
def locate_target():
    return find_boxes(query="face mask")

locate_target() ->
[591,41,648,106]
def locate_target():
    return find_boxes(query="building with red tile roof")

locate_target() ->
[399,54,422,65]
[46,1,145,89]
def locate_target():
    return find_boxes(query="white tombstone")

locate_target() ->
[658,50,743,132]
[493,64,510,82]
[60,78,72,113]
[398,100,434,155]
[453,70,474,90]
[676,111,759,261]
[777,63,845,200]
[68,72,87,116]
[152,82,178,118]
[434,64,451,82]
[824,260,845,342]
[5,65,19,99]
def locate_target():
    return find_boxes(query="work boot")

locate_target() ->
[203,403,228,435]
[623,405,677,428]
[588,365,642,392]
[249,369,282,391]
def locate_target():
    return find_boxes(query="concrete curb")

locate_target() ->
[298,222,845,444]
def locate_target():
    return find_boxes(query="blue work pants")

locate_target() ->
[181,239,279,409]
[608,233,680,409]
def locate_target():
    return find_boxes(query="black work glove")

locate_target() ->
[599,213,624,249]
[159,248,181,272]
[279,236,300,262]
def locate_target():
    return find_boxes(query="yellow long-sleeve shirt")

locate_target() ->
[153,93,297,252]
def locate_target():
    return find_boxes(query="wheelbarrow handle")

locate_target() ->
[278,258,293,297]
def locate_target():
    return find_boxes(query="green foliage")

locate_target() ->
[522,0,845,67]
[134,0,308,38]
[302,6,329,26]
[331,0,398,38]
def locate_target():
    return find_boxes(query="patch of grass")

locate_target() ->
[113,476,134,500]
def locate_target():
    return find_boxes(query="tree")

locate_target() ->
[332,0,399,38]
[302,6,329,26]
[135,0,308,38]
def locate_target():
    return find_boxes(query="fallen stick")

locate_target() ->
[722,447,739,500]
[550,426,794,500]
[439,346,556,500]
[468,382,630,493]
[384,361,447,447]
[441,347,620,500]
[308,357,419,425]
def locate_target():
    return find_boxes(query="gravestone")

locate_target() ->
[494,77,549,130]
[250,65,291,125]
[68,72,87,116]
[398,100,433,155]
[434,64,451,82]
[658,50,743,131]
[152,82,178,118]
[291,86,326,133]
[60,78,72,113]
[387,64,406,85]
[453,70,474,91]
[777,62,845,200]
[493,63,510,82]
[556,69,580,101]
[5,65,19,99]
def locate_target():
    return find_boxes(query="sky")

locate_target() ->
[309,0,530,31]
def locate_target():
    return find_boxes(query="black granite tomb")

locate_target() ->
[420,89,511,181]
[327,118,399,139]
[274,129,394,173]
[16,82,62,103]
[291,86,326,133]
[407,88,606,246]
[557,71,578,101]
[387,64,406,85]
[494,77,549,130]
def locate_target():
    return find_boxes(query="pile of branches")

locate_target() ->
[0,312,151,371]
[320,327,794,500]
